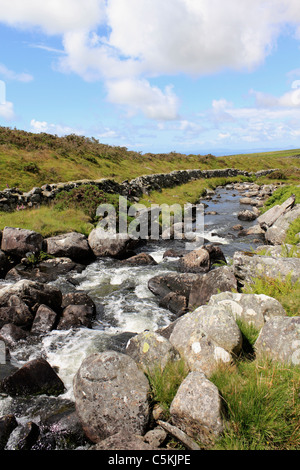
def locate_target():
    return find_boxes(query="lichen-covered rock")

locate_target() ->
[170,371,224,446]
[188,266,237,309]
[126,331,180,373]
[208,292,286,330]
[73,351,150,443]
[169,305,242,376]
[233,252,300,285]
[255,316,300,366]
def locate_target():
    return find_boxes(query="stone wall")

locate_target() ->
[0,168,279,212]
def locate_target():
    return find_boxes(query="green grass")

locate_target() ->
[139,176,254,207]
[146,359,189,417]
[0,205,94,238]
[261,185,300,214]
[210,359,300,450]
[242,273,300,317]
[285,217,300,245]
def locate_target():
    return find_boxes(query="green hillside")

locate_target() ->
[1,126,300,191]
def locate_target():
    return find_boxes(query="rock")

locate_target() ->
[208,292,286,330]
[0,358,65,397]
[257,195,296,229]
[255,316,300,366]
[5,421,40,450]
[41,409,88,450]
[0,414,18,450]
[0,250,11,279]
[245,224,265,235]
[188,266,237,310]
[1,227,43,259]
[120,253,157,266]
[178,245,226,273]
[61,292,96,310]
[233,252,300,285]
[159,292,188,318]
[163,249,186,258]
[0,323,29,347]
[264,204,300,245]
[169,304,242,377]
[31,304,58,334]
[143,427,167,448]
[88,227,139,259]
[57,304,96,330]
[0,280,62,313]
[91,432,158,450]
[45,232,94,264]
[239,197,253,205]
[237,210,257,221]
[255,244,300,257]
[157,420,201,450]
[232,224,244,231]
[0,295,33,329]
[169,371,224,446]
[73,351,150,443]
[126,331,180,374]
[5,257,86,283]
[148,272,201,302]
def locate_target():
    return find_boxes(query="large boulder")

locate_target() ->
[148,273,200,300]
[0,358,65,397]
[73,351,150,443]
[233,252,300,285]
[31,304,58,334]
[44,232,94,264]
[255,316,300,366]
[170,371,224,446]
[57,304,96,330]
[126,331,180,374]
[188,266,237,310]
[207,292,286,330]
[0,295,33,329]
[257,195,296,229]
[264,204,300,245]
[91,432,158,450]
[0,414,18,450]
[5,257,85,283]
[0,280,62,313]
[169,304,242,377]
[1,227,43,259]
[178,245,226,273]
[88,228,139,259]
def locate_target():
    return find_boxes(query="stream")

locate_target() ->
[0,183,265,444]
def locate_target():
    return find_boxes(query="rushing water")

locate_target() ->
[0,184,264,424]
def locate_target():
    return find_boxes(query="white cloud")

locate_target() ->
[0,0,106,34]
[106,79,179,120]
[30,119,84,136]
[0,63,33,82]
[2,0,300,120]
[0,101,15,120]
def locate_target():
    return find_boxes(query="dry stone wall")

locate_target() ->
[0,168,278,212]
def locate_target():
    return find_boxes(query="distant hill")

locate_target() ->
[1,126,300,191]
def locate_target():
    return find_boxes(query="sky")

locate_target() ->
[1,0,300,156]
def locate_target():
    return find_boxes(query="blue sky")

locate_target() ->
[1,0,300,155]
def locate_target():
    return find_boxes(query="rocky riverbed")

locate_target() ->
[0,180,299,451]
